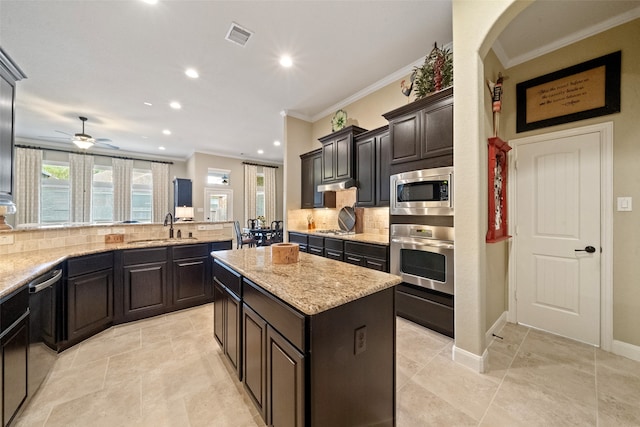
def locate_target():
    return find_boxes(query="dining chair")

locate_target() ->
[234,221,256,249]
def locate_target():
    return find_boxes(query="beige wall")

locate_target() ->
[501,18,640,346]
[185,152,284,224]
[283,116,314,215]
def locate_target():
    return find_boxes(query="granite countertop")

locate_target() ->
[212,247,401,316]
[0,237,232,300]
[288,229,389,246]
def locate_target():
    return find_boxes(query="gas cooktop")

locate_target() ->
[314,229,356,236]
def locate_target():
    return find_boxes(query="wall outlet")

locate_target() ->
[97,228,111,235]
[111,227,125,234]
[0,234,15,245]
[617,197,632,211]
[197,225,206,231]
[354,325,367,355]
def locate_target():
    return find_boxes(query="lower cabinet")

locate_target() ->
[65,252,114,346]
[121,247,169,322]
[323,237,344,261]
[172,244,212,310]
[1,287,29,427]
[307,235,324,257]
[213,259,242,379]
[344,241,389,272]
[242,304,267,418]
[287,232,308,252]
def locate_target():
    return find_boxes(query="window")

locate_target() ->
[207,168,230,185]
[92,165,113,222]
[132,168,153,222]
[41,161,70,223]
[256,172,265,217]
[204,188,233,222]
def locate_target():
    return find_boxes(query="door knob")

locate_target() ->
[575,246,596,253]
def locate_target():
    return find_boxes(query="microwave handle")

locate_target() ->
[391,238,454,250]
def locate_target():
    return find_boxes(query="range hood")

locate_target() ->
[317,178,356,192]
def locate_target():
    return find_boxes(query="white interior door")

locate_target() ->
[515,130,601,345]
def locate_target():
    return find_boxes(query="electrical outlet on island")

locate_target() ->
[354,325,367,355]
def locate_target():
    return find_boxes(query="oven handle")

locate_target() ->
[391,238,454,250]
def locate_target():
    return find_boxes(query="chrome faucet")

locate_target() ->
[163,212,174,239]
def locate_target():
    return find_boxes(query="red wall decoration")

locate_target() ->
[486,136,512,243]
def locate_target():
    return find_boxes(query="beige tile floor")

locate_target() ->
[14,303,640,427]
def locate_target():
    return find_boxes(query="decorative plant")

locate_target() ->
[413,42,453,100]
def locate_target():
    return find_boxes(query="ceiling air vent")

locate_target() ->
[225,22,253,47]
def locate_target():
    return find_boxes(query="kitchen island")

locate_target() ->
[212,247,401,427]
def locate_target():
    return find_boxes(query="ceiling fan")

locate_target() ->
[52,116,119,150]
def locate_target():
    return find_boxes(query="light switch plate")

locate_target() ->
[0,234,15,245]
[617,197,632,212]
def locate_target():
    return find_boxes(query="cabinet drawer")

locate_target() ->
[67,252,114,277]
[324,238,343,251]
[173,243,209,259]
[344,253,364,266]
[325,249,343,262]
[211,240,233,252]
[344,241,388,259]
[365,258,387,272]
[213,259,242,297]
[288,233,308,245]
[308,235,324,248]
[243,278,305,351]
[122,247,167,266]
[308,246,323,256]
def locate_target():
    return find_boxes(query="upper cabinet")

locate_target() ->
[318,125,367,183]
[0,48,27,201]
[355,126,390,207]
[300,149,335,209]
[383,87,453,174]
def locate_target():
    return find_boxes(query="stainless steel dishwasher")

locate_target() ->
[28,268,62,397]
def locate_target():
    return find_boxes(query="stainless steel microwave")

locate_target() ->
[390,167,453,215]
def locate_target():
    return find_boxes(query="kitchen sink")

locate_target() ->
[127,237,198,245]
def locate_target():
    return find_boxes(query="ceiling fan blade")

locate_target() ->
[55,130,72,136]
[95,138,112,143]
[95,141,120,150]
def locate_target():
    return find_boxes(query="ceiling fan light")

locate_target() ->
[72,136,95,149]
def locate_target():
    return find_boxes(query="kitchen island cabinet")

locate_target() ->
[212,248,401,427]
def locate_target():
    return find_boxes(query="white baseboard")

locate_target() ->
[452,345,489,373]
[612,339,640,362]
[485,311,508,345]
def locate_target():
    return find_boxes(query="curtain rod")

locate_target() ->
[15,144,174,165]
[242,161,279,169]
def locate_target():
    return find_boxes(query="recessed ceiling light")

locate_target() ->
[273,140,281,146]
[279,55,293,68]
[159,146,166,150]
[162,129,171,135]
[169,101,182,109]
[185,68,199,78]
[257,149,264,154]
[144,102,152,106]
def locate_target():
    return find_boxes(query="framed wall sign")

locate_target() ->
[516,51,621,133]
[487,137,511,243]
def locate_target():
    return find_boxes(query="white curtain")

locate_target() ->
[151,162,169,222]
[244,164,257,225]
[112,158,133,222]
[69,153,93,223]
[264,166,277,222]
[14,147,42,225]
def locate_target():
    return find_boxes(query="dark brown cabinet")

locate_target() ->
[318,125,367,183]
[213,259,242,379]
[288,232,308,252]
[383,87,453,174]
[307,235,324,257]
[1,287,29,427]
[242,303,267,419]
[344,241,389,272]
[355,126,391,207]
[300,149,335,209]
[0,49,26,201]
[323,237,344,261]
[65,252,114,345]
[172,244,212,310]
[121,247,169,322]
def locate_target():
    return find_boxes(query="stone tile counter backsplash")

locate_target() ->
[0,222,234,256]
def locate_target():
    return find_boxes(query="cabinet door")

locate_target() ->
[422,101,453,159]
[213,279,225,347]
[173,255,210,309]
[376,131,391,206]
[334,134,352,181]
[356,136,375,207]
[390,111,421,164]
[266,326,305,427]
[300,154,314,209]
[67,269,113,342]
[322,140,335,182]
[0,73,15,198]
[123,261,167,321]
[312,154,334,208]
[2,315,28,427]
[225,290,242,378]
[243,304,267,419]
